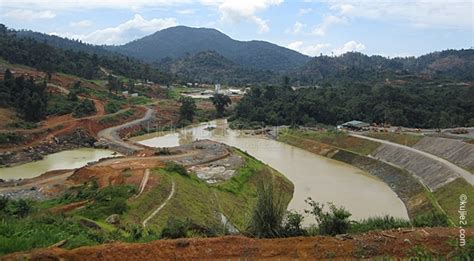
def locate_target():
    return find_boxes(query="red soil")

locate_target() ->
[4,228,471,260]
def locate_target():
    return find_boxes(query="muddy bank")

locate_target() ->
[279,134,437,219]
[0,128,96,167]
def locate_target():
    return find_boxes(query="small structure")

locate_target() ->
[215,84,221,93]
[131,93,139,97]
[340,120,370,131]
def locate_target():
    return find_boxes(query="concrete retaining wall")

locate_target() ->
[332,150,435,219]
[371,144,459,191]
[414,136,474,170]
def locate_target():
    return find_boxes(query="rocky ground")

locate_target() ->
[3,228,472,260]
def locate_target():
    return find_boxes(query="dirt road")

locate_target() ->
[98,107,155,154]
[351,133,474,186]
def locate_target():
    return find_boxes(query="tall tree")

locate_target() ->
[211,93,232,117]
[179,96,197,122]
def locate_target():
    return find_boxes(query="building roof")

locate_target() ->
[342,120,370,128]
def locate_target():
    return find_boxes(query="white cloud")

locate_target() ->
[330,4,353,15]
[218,0,283,33]
[287,41,330,56]
[4,9,56,20]
[177,9,196,15]
[70,20,93,28]
[312,15,347,36]
[1,0,203,10]
[298,8,312,15]
[56,14,178,45]
[332,40,365,55]
[327,0,472,29]
[289,21,305,34]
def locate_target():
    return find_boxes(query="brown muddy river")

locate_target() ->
[133,119,409,222]
[0,148,119,180]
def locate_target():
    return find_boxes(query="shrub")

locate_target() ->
[164,162,188,177]
[5,199,31,218]
[413,212,449,227]
[128,224,143,241]
[282,211,306,237]
[73,99,96,118]
[105,101,122,114]
[0,132,24,145]
[0,196,9,211]
[305,198,351,236]
[6,121,37,129]
[47,94,77,116]
[160,217,189,239]
[247,181,286,238]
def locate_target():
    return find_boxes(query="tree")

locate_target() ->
[211,93,231,117]
[179,96,197,123]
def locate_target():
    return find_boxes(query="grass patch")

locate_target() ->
[349,215,411,234]
[99,109,135,125]
[124,171,172,225]
[128,96,152,105]
[144,170,220,231]
[216,151,262,194]
[434,178,474,226]
[366,132,423,146]
[281,129,380,155]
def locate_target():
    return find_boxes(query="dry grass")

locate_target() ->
[366,132,423,147]
[0,108,18,128]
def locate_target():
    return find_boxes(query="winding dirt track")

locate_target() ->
[97,108,155,154]
[351,133,474,186]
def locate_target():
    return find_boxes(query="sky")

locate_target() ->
[1,0,473,57]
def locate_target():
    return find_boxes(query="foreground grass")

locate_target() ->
[434,178,474,226]
[366,132,424,146]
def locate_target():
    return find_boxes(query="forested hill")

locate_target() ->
[160,51,278,85]
[0,24,172,83]
[107,26,310,72]
[14,30,114,57]
[296,50,474,85]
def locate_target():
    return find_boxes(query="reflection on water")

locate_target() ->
[0,148,119,180]
[135,119,409,222]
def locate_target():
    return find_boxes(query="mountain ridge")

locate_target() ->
[106,25,311,72]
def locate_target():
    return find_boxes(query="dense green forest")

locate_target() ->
[0,69,48,122]
[161,51,278,86]
[0,24,172,84]
[231,80,474,128]
[108,26,310,72]
[296,51,474,85]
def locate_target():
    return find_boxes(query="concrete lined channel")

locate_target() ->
[133,119,409,223]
